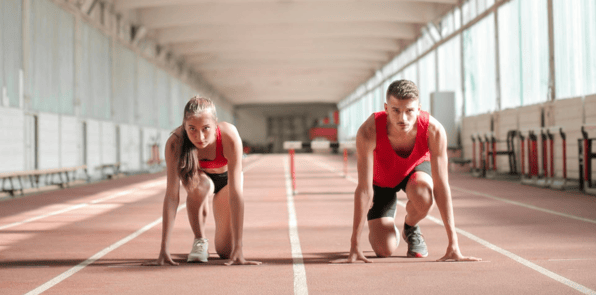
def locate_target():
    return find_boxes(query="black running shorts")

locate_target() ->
[204,171,228,194]
[367,161,432,221]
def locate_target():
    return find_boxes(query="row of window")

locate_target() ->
[339,0,596,140]
[0,0,233,130]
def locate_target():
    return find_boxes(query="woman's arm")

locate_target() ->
[144,135,182,266]
[221,123,261,266]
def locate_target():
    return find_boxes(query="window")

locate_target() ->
[438,35,463,121]
[464,13,496,115]
[553,0,596,99]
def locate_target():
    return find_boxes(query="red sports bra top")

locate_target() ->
[199,127,228,169]
[373,110,431,188]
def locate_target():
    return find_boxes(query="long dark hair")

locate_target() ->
[178,96,218,186]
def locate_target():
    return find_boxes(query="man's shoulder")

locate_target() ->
[357,114,377,145]
[427,115,445,135]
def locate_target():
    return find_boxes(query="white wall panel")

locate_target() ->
[86,119,101,177]
[461,115,478,161]
[38,113,60,169]
[119,124,141,172]
[582,94,596,180]
[0,107,24,172]
[101,121,117,164]
[160,130,170,163]
[60,115,79,168]
[141,127,161,168]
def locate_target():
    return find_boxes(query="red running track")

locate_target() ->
[0,153,595,295]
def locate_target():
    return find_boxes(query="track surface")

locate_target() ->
[1,154,595,295]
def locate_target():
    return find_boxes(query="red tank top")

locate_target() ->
[373,110,431,188]
[199,127,228,169]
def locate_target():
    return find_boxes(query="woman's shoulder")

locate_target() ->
[167,126,184,146]
[218,121,239,136]
[218,122,241,145]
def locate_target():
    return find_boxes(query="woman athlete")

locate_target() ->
[146,96,261,266]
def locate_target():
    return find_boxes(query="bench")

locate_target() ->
[0,165,89,196]
[95,163,121,179]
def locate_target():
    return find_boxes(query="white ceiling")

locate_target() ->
[112,0,457,105]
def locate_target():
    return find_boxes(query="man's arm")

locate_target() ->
[347,115,376,263]
[427,117,481,262]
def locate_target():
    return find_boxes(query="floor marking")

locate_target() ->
[25,204,186,295]
[0,179,164,231]
[419,210,596,295]
[548,258,594,262]
[314,156,596,295]
[243,155,267,172]
[283,156,308,295]
[450,186,596,225]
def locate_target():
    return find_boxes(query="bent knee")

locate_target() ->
[373,247,395,258]
[185,172,214,197]
[406,176,433,207]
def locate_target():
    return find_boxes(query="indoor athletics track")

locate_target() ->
[1,153,595,295]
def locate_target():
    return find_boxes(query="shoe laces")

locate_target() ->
[406,231,425,246]
[192,240,207,252]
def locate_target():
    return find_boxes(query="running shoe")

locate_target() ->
[187,238,209,262]
[402,224,428,258]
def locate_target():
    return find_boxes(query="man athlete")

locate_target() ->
[346,80,481,263]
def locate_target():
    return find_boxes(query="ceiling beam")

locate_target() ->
[138,2,449,29]
[155,22,418,44]
[170,38,400,55]
[193,60,382,70]
[116,0,458,11]
[184,50,391,64]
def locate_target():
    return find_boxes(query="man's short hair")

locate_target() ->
[386,80,419,102]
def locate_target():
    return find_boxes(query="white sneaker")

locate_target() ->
[187,238,209,262]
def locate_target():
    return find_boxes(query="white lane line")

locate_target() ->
[243,155,266,172]
[25,204,186,295]
[25,156,265,294]
[451,186,596,225]
[312,156,596,295]
[283,156,308,295]
[0,180,164,231]
[419,210,596,295]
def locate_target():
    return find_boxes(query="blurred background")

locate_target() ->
[0,0,595,185]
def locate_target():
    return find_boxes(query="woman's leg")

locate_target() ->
[212,184,233,259]
[185,171,214,239]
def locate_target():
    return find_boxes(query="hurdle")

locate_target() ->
[578,124,596,195]
[283,140,356,195]
[485,130,518,178]
[535,129,549,187]
[546,126,570,189]
[470,133,485,177]
[519,129,540,185]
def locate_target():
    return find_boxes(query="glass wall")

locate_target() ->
[79,23,111,120]
[437,35,462,121]
[418,52,436,113]
[28,0,74,114]
[1,0,23,108]
[553,0,596,99]
[463,13,496,116]
[338,1,596,141]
